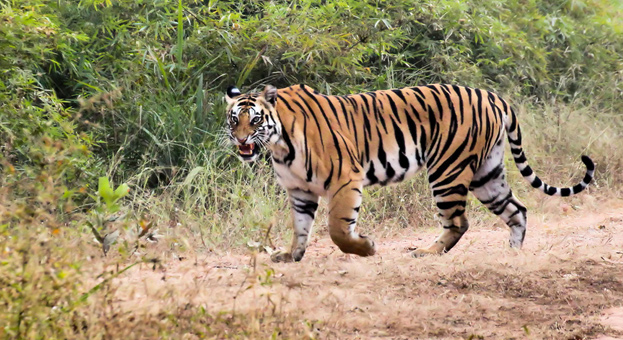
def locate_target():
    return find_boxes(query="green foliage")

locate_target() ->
[97,177,129,212]
[1,0,622,249]
[5,0,622,183]
[85,177,130,255]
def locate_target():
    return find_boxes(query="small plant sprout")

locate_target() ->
[86,177,131,256]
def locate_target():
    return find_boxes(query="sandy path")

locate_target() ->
[107,200,623,339]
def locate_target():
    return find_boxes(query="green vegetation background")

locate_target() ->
[1,0,623,338]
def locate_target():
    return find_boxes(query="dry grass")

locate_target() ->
[67,196,623,339]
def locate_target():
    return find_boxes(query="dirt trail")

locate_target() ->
[110,201,623,339]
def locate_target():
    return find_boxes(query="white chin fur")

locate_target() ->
[241,155,258,163]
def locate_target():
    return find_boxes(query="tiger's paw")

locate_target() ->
[410,247,440,258]
[270,250,294,263]
[332,234,377,257]
[360,236,377,256]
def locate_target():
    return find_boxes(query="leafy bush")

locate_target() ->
[6,0,622,182]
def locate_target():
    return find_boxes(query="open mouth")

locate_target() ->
[237,143,258,159]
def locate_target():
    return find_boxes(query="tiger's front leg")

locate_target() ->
[328,181,376,257]
[270,189,319,263]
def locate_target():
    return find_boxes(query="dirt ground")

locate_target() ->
[109,198,623,339]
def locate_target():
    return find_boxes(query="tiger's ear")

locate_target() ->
[262,85,277,106]
[226,86,241,105]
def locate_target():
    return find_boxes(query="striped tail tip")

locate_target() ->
[526,155,595,197]
[567,155,595,195]
[581,155,595,172]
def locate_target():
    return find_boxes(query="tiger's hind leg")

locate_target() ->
[470,140,527,248]
[412,171,473,257]
[327,181,376,257]
[411,194,470,257]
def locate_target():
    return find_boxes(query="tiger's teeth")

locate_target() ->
[238,143,255,155]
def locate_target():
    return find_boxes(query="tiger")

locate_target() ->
[224,84,594,262]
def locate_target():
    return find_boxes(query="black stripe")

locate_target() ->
[531,177,543,188]
[336,96,351,130]
[324,161,334,190]
[306,161,313,182]
[303,112,312,173]
[237,100,254,106]
[452,85,465,124]
[508,108,518,132]
[295,93,324,147]
[433,184,468,197]
[493,201,510,215]
[450,208,465,219]
[382,163,395,186]
[426,84,441,95]
[430,87,460,165]
[391,89,407,103]
[470,164,504,188]
[475,89,483,117]
[482,106,493,162]
[340,217,356,225]
[366,162,378,185]
[361,103,372,139]
[443,225,461,229]
[432,155,478,188]
[418,125,427,165]
[581,155,595,171]
[430,90,444,120]
[389,90,405,123]
[412,88,428,111]
[436,201,467,210]
[427,132,471,183]
[391,116,410,169]
[301,88,344,178]
[323,96,343,127]
[488,191,513,211]
[333,179,353,196]
[404,106,420,152]
[546,185,557,195]
[520,166,533,177]
[367,93,387,133]
[409,104,422,122]
[513,153,527,163]
[508,209,521,219]
[292,199,318,219]
[364,132,370,163]
[337,133,360,167]
[277,115,296,166]
[277,95,295,112]
[376,128,387,166]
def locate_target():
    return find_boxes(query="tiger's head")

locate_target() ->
[225,85,280,162]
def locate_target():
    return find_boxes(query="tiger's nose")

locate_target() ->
[237,137,247,144]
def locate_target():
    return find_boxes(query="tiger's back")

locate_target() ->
[274,84,506,190]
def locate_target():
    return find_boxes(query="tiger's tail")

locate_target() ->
[505,107,594,196]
